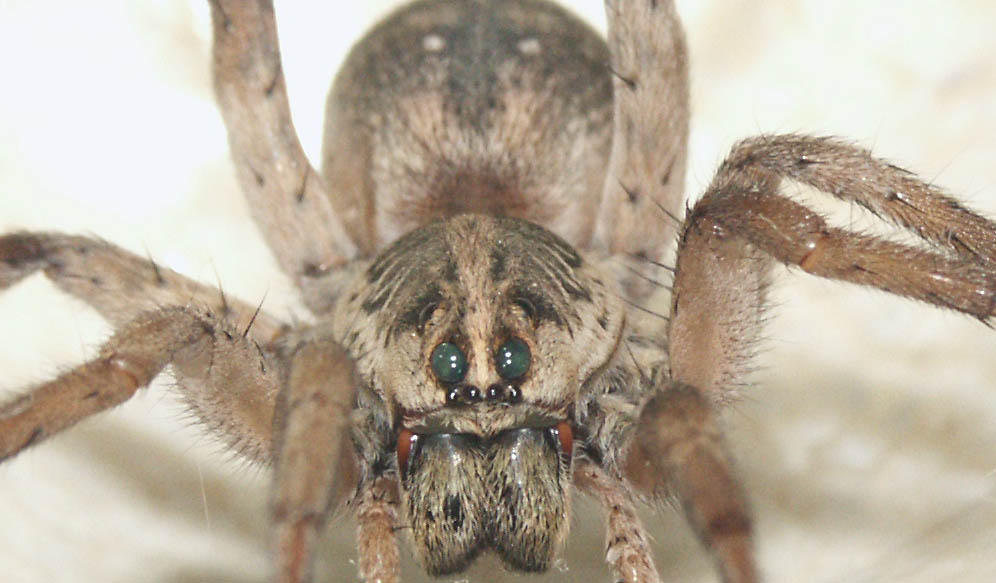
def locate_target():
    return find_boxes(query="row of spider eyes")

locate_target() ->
[430,337,531,384]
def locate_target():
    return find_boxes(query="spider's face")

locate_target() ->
[334,213,624,573]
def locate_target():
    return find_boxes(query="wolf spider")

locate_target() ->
[2,0,995,582]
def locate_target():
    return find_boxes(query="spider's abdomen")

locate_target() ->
[321,0,613,254]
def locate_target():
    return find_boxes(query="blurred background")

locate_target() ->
[1,1,995,581]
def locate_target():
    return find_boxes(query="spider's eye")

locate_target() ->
[494,337,530,380]
[430,342,468,384]
[514,297,536,320]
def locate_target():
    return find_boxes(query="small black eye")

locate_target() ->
[494,337,530,380]
[417,302,439,329]
[514,297,536,320]
[431,342,468,384]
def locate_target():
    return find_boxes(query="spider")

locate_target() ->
[2,1,996,582]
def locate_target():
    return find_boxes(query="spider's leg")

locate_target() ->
[575,461,661,583]
[718,135,996,265]
[0,232,285,462]
[0,232,285,339]
[270,337,358,583]
[624,383,758,583]
[208,0,358,313]
[355,476,402,583]
[644,132,996,583]
[669,134,996,399]
[0,305,278,463]
[597,0,688,297]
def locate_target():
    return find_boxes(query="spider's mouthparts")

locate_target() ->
[395,422,574,476]
[401,424,573,575]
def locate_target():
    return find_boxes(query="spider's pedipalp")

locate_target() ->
[271,337,359,583]
[575,461,660,583]
[355,477,402,583]
[624,382,757,583]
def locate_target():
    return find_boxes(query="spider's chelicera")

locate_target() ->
[1,1,995,582]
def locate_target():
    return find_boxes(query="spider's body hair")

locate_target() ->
[313,1,674,571]
[3,0,995,581]
[331,213,641,573]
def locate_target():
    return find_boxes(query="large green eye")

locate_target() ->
[431,342,468,384]
[495,337,530,380]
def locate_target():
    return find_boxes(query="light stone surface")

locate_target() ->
[1,1,995,581]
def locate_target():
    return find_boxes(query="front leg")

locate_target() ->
[0,232,286,462]
[209,0,358,313]
[656,133,996,583]
[624,382,758,583]
[270,337,363,583]
[669,135,996,400]
[0,231,286,341]
[597,0,689,297]
[0,305,278,462]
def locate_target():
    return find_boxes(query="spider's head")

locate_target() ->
[334,213,624,574]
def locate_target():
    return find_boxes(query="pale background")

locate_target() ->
[1,1,995,582]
